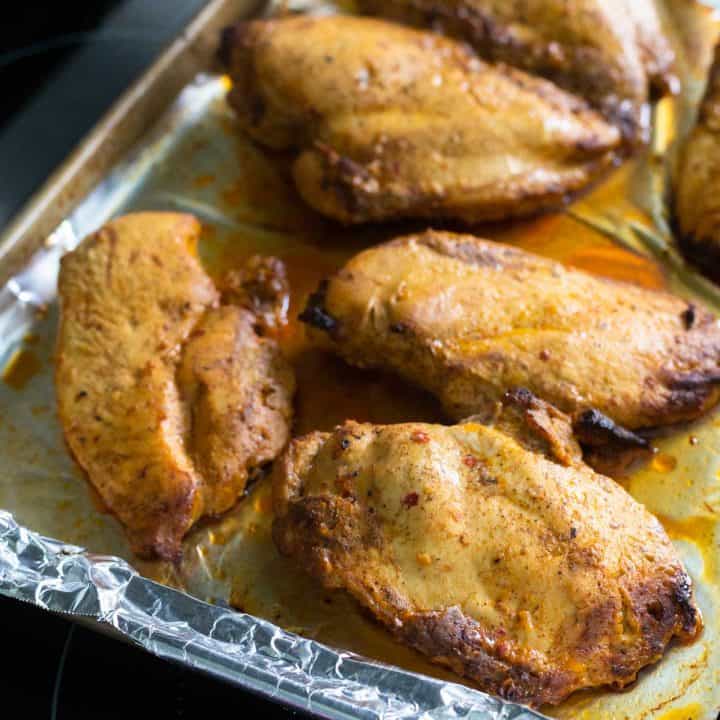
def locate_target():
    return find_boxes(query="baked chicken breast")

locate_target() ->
[301,230,720,435]
[273,389,701,707]
[56,213,295,559]
[676,43,720,283]
[220,15,620,225]
[356,0,675,141]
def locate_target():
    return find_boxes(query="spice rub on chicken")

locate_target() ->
[56,213,295,560]
[301,230,720,440]
[356,0,676,142]
[220,15,620,225]
[676,42,720,283]
[272,390,701,707]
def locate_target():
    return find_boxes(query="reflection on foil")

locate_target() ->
[0,510,539,720]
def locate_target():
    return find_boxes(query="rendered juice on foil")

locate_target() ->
[2,1,720,718]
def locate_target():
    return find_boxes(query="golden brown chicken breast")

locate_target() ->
[56,213,295,559]
[676,43,720,283]
[273,389,701,707]
[301,230,720,436]
[220,15,620,225]
[356,0,676,141]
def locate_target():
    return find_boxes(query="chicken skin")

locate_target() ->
[676,43,720,283]
[220,15,620,225]
[56,213,295,559]
[356,0,676,141]
[301,231,720,436]
[273,390,701,707]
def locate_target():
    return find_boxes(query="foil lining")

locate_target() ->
[2,2,720,718]
[0,74,544,719]
[0,509,538,719]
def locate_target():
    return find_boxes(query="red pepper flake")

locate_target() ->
[402,492,419,508]
[463,455,478,468]
[411,430,430,444]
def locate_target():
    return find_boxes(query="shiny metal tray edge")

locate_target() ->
[0,0,265,286]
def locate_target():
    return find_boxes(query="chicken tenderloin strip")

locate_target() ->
[301,231,720,437]
[273,390,701,706]
[56,213,295,559]
[220,15,620,225]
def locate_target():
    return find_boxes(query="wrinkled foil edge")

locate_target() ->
[0,510,543,719]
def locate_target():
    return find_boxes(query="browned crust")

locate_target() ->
[354,0,649,143]
[219,17,621,225]
[295,140,610,226]
[272,430,702,707]
[220,254,290,332]
[676,43,720,282]
[300,231,720,436]
[297,279,339,336]
[221,22,275,142]
[572,409,649,450]
[399,606,572,705]
[497,388,583,467]
[695,43,720,133]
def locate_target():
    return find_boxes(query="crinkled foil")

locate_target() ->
[0,509,538,719]
[2,2,720,718]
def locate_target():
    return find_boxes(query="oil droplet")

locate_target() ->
[651,452,677,473]
[689,435,699,446]
[656,514,717,582]
[2,348,42,390]
[656,702,703,720]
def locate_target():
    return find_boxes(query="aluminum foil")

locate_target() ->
[0,509,538,719]
[2,2,720,718]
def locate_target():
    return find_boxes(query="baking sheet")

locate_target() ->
[2,1,720,718]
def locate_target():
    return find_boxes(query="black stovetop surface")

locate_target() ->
[1,1,206,228]
[1,595,305,718]
[0,3,305,717]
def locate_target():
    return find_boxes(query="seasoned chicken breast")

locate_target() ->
[676,43,720,283]
[220,15,620,225]
[301,231,720,435]
[356,0,676,141]
[56,213,295,559]
[273,390,701,707]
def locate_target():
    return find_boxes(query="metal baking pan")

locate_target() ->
[1,1,720,718]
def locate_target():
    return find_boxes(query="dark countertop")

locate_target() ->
[1,1,206,228]
[1,594,303,718]
[0,3,303,716]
